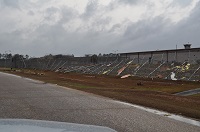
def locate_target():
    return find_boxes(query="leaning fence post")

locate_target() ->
[188,65,200,81]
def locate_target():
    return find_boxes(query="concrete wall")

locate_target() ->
[120,48,200,64]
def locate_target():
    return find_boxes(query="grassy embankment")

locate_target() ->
[1,68,200,120]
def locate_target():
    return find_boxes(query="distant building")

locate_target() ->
[119,44,200,64]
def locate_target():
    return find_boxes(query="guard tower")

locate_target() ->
[184,43,191,49]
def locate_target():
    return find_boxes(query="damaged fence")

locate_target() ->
[1,54,200,81]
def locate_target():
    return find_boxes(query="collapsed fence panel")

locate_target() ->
[2,53,200,82]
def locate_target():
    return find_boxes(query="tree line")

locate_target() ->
[0,53,29,60]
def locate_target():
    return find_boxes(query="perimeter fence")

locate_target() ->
[0,54,200,81]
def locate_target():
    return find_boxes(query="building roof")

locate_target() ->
[119,47,200,55]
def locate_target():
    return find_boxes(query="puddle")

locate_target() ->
[175,88,200,96]
[112,100,200,127]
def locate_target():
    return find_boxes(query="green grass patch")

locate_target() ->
[66,82,99,89]
[131,86,194,94]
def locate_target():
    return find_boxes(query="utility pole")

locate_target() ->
[112,50,118,60]
[175,45,177,62]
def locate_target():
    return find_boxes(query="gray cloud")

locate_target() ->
[119,1,200,52]
[59,6,79,24]
[123,17,169,42]
[27,10,34,16]
[81,0,99,20]
[117,0,142,5]
[44,7,60,21]
[171,0,193,7]
[0,0,200,57]
[0,0,20,9]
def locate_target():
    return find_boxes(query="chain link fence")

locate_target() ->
[1,50,200,81]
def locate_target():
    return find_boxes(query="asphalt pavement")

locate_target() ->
[0,72,200,132]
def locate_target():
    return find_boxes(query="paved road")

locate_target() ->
[0,72,200,132]
[175,88,200,96]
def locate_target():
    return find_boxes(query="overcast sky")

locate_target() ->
[0,0,200,57]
